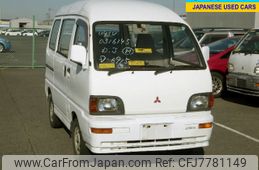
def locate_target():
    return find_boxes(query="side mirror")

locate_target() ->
[70,45,88,69]
[201,46,210,61]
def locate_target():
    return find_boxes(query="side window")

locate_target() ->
[74,19,88,48]
[49,20,61,50]
[57,19,75,58]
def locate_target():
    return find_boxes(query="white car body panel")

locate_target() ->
[45,0,213,153]
[227,29,259,96]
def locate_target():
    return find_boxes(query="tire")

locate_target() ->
[211,72,225,98]
[48,96,62,128]
[0,43,4,53]
[71,119,92,155]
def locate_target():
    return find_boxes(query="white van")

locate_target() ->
[227,29,259,97]
[45,0,214,154]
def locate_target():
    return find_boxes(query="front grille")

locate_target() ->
[237,78,246,88]
[100,136,207,149]
[127,138,182,144]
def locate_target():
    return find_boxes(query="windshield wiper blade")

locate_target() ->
[154,66,175,75]
[107,68,131,76]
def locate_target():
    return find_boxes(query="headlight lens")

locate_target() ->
[187,93,214,112]
[98,98,118,112]
[228,63,234,72]
[254,66,259,75]
[89,96,124,115]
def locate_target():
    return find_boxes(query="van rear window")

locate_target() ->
[93,22,205,71]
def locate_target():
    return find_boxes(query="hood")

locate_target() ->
[90,70,212,115]
[229,53,259,75]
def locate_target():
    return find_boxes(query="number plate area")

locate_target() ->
[237,78,246,88]
[142,123,172,140]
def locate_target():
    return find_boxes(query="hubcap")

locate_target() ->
[212,76,223,96]
[74,126,81,154]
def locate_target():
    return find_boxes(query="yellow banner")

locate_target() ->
[186,2,259,12]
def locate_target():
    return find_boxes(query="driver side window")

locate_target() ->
[74,19,88,48]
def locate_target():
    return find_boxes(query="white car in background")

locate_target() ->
[5,29,22,36]
[0,29,8,35]
[227,29,259,97]
[22,29,38,36]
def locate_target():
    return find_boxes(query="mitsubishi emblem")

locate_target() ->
[154,96,161,103]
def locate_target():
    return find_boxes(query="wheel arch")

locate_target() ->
[210,70,225,76]
[0,42,5,51]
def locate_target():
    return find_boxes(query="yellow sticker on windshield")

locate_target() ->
[128,60,145,66]
[135,48,152,54]
[99,63,115,69]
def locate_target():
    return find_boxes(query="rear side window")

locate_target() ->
[49,20,61,50]
[57,19,75,58]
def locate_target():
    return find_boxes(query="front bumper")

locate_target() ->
[227,73,259,97]
[79,112,213,153]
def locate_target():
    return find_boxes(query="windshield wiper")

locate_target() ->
[154,65,175,75]
[107,68,131,76]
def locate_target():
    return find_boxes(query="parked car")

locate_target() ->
[0,36,11,53]
[193,28,247,46]
[0,28,8,35]
[38,30,50,37]
[227,29,259,97]
[22,29,38,36]
[5,29,22,36]
[207,36,242,97]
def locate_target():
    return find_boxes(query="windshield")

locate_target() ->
[234,31,259,54]
[208,37,240,54]
[93,22,205,72]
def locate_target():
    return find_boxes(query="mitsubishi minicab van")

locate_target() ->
[45,0,214,154]
[227,29,259,97]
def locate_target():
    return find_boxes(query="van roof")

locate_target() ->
[56,0,185,24]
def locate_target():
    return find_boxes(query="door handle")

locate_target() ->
[63,65,66,77]
[67,67,70,74]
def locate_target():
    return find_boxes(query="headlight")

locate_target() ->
[228,63,234,72]
[187,93,214,112]
[89,96,124,115]
[254,66,259,75]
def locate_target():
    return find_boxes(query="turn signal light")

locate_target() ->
[89,97,98,113]
[256,83,259,87]
[199,122,213,129]
[91,128,113,134]
[209,94,214,109]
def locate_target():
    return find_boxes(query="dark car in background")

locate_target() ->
[0,36,11,53]
[207,36,242,97]
[38,30,50,37]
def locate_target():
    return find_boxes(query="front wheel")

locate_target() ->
[211,72,225,98]
[48,96,62,128]
[0,43,4,53]
[71,119,91,155]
